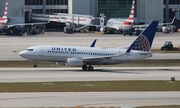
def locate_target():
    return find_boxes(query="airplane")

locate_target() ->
[19,20,159,71]
[0,0,49,30]
[100,0,135,35]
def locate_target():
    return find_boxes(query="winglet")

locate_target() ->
[90,39,97,47]
[170,16,175,24]
[130,21,159,52]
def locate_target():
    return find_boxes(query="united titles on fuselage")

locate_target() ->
[52,47,76,52]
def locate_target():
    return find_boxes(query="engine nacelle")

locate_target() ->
[66,58,83,67]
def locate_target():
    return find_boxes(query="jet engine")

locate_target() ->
[65,58,83,67]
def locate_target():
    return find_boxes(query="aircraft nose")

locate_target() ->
[19,51,26,57]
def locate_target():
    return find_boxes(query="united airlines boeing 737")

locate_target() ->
[19,21,159,71]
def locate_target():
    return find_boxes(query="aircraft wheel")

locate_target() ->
[34,63,37,68]
[123,31,126,36]
[82,65,88,71]
[34,64,37,68]
[88,65,94,71]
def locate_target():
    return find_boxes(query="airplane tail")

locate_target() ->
[127,0,135,22]
[128,21,159,52]
[2,0,8,19]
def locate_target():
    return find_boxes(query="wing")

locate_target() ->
[7,21,50,28]
[133,17,175,28]
[82,47,132,62]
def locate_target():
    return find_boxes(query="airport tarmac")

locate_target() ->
[1,32,180,108]
[0,32,180,60]
[0,92,179,108]
[0,67,180,82]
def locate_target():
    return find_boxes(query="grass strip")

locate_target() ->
[0,81,180,92]
[0,59,180,67]
[135,105,180,108]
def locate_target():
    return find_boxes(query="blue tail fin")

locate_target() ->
[130,21,159,52]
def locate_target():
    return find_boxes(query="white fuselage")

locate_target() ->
[19,45,152,66]
[106,18,133,31]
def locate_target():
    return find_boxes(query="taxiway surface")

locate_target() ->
[0,92,179,108]
[1,33,180,108]
[0,67,180,82]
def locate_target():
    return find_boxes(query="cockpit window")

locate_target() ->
[26,49,34,51]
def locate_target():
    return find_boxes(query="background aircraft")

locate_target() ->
[99,0,135,35]
[0,0,49,31]
[19,20,159,71]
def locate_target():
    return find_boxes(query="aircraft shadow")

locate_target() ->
[42,68,145,74]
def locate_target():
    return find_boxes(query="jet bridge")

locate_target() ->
[30,13,95,32]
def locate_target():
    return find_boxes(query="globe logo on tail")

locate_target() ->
[131,34,150,51]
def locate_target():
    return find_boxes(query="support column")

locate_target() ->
[43,0,46,14]
[165,0,169,23]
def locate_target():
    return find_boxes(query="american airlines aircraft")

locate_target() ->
[102,0,135,35]
[0,0,49,30]
[19,20,159,71]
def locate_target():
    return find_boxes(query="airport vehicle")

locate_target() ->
[19,21,159,71]
[161,41,173,51]
[0,0,49,35]
[160,41,180,51]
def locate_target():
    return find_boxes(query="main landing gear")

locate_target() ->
[82,65,94,71]
[33,63,37,68]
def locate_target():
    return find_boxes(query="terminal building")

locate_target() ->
[0,0,180,29]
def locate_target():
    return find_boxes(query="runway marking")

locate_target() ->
[116,76,129,80]
[12,50,21,53]
[164,56,173,59]
[74,78,86,81]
